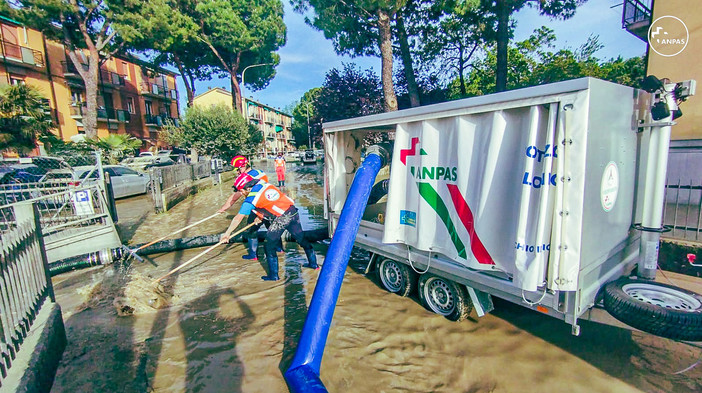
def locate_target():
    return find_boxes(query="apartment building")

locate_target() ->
[193,87,295,157]
[0,15,179,153]
[621,0,701,180]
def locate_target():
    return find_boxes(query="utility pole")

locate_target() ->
[241,63,272,159]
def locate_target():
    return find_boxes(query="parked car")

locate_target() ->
[74,165,151,199]
[302,149,316,165]
[121,156,175,172]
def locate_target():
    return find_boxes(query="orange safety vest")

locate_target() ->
[274,157,285,168]
[248,183,294,217]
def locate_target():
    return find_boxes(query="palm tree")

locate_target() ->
[0,84,54,155]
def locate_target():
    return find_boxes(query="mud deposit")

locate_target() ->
[50,163,702,393]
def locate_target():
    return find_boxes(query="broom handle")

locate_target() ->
[137,212,221,251]
[152,222,256,283]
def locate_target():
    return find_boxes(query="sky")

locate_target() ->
[178,0,647,115]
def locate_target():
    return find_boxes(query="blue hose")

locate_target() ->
[285,145,388,392]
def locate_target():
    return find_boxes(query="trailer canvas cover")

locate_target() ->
[383,104,564,291]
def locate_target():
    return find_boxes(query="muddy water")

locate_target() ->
[50,162,702,393]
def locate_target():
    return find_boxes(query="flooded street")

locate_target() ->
[50,162,702,393]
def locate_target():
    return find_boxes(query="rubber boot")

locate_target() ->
[302,248,319,270]
[242,237,258,260]
[262,255,280,281]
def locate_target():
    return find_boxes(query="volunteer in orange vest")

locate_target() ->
[220,173,319,281]
[218,155,281,259]
[274,152,286,187]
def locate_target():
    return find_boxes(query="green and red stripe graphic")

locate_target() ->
[403,137,494,264]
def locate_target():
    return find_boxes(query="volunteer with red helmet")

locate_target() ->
[218,155,267,213]
[274,152,286,187]
[218,155,281,259]
[220,173,319,281]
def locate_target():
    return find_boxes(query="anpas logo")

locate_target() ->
[264,189,280,201]
[648,16,689,57]
[400,137,494,264]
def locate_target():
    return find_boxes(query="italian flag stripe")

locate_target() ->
[417,182,467,259]
[446,184,495,265]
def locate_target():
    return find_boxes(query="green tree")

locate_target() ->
[419,0,490,97]
[161,104,262,158]
[129,0,214,107]
[481,0,586,92]
[290,88,321,149]
[11,0,143,138]
[192,0,286,113]
[0,84,54,154]
[293,0,412,112]
[315,64,383,122]
[458,28,645,98]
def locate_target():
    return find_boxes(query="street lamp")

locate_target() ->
[304,101,311,149]
[241,63,273,158]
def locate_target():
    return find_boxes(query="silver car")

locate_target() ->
[74,165,151,199]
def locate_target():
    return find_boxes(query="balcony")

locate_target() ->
[69,103,130,122]
[100,70,126,87]
[61,61,89,78]
[0,40,44,68]
[141,82,176,101]
[144,114,178,127]
[622,0,652,42]
[97,108,130,122]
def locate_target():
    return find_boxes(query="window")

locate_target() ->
[127,97,135,114]
[144,101,153,115]
[70,90,82,104]
[122,62,130,80]
[9,75,25,85]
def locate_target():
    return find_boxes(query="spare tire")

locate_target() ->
[603,278,702,341]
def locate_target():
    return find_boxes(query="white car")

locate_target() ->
[74,165,151,199]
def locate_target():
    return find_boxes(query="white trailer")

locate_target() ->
[323,77,702,340]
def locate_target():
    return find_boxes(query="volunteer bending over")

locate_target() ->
[219,177,319,281]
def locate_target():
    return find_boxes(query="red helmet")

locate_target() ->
[233,172,259,191]
[231,155,248,168]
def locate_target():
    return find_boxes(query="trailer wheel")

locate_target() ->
[603,278,702,341]
[418,274,472,322]
[376,258,416,297]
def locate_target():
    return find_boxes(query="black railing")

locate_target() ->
[61,61,89,75]
[622,0,652,28]
[141,82,173,100]
[1,40,44,67]
[97,107,131,122]
[100,70,126,86]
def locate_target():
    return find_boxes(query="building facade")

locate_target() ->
[193,87,294,157]
[621,0,701,181]
[0,15,179,153]
[622,0,701,142]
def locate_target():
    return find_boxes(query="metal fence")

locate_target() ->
[0,203,54,385]
[663,180,702,243]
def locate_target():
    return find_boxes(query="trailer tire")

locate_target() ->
[418,274,472,322]
[376,258,416,297]
[603,278,702,341]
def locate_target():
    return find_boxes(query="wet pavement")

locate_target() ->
[50,162,702,393]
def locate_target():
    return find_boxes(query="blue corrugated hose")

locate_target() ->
[285,149,385,393]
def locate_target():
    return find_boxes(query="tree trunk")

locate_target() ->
[458,42,467,96]
[496,0,509,93]
[173,55,195,107]
[377,10,398,112]
[230,74,243,115]
[84,51,100,138]
[396,15,420,107]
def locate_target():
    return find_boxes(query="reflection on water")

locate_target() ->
[50,162,702,393]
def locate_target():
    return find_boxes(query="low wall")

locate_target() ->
[3,302,66,393]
